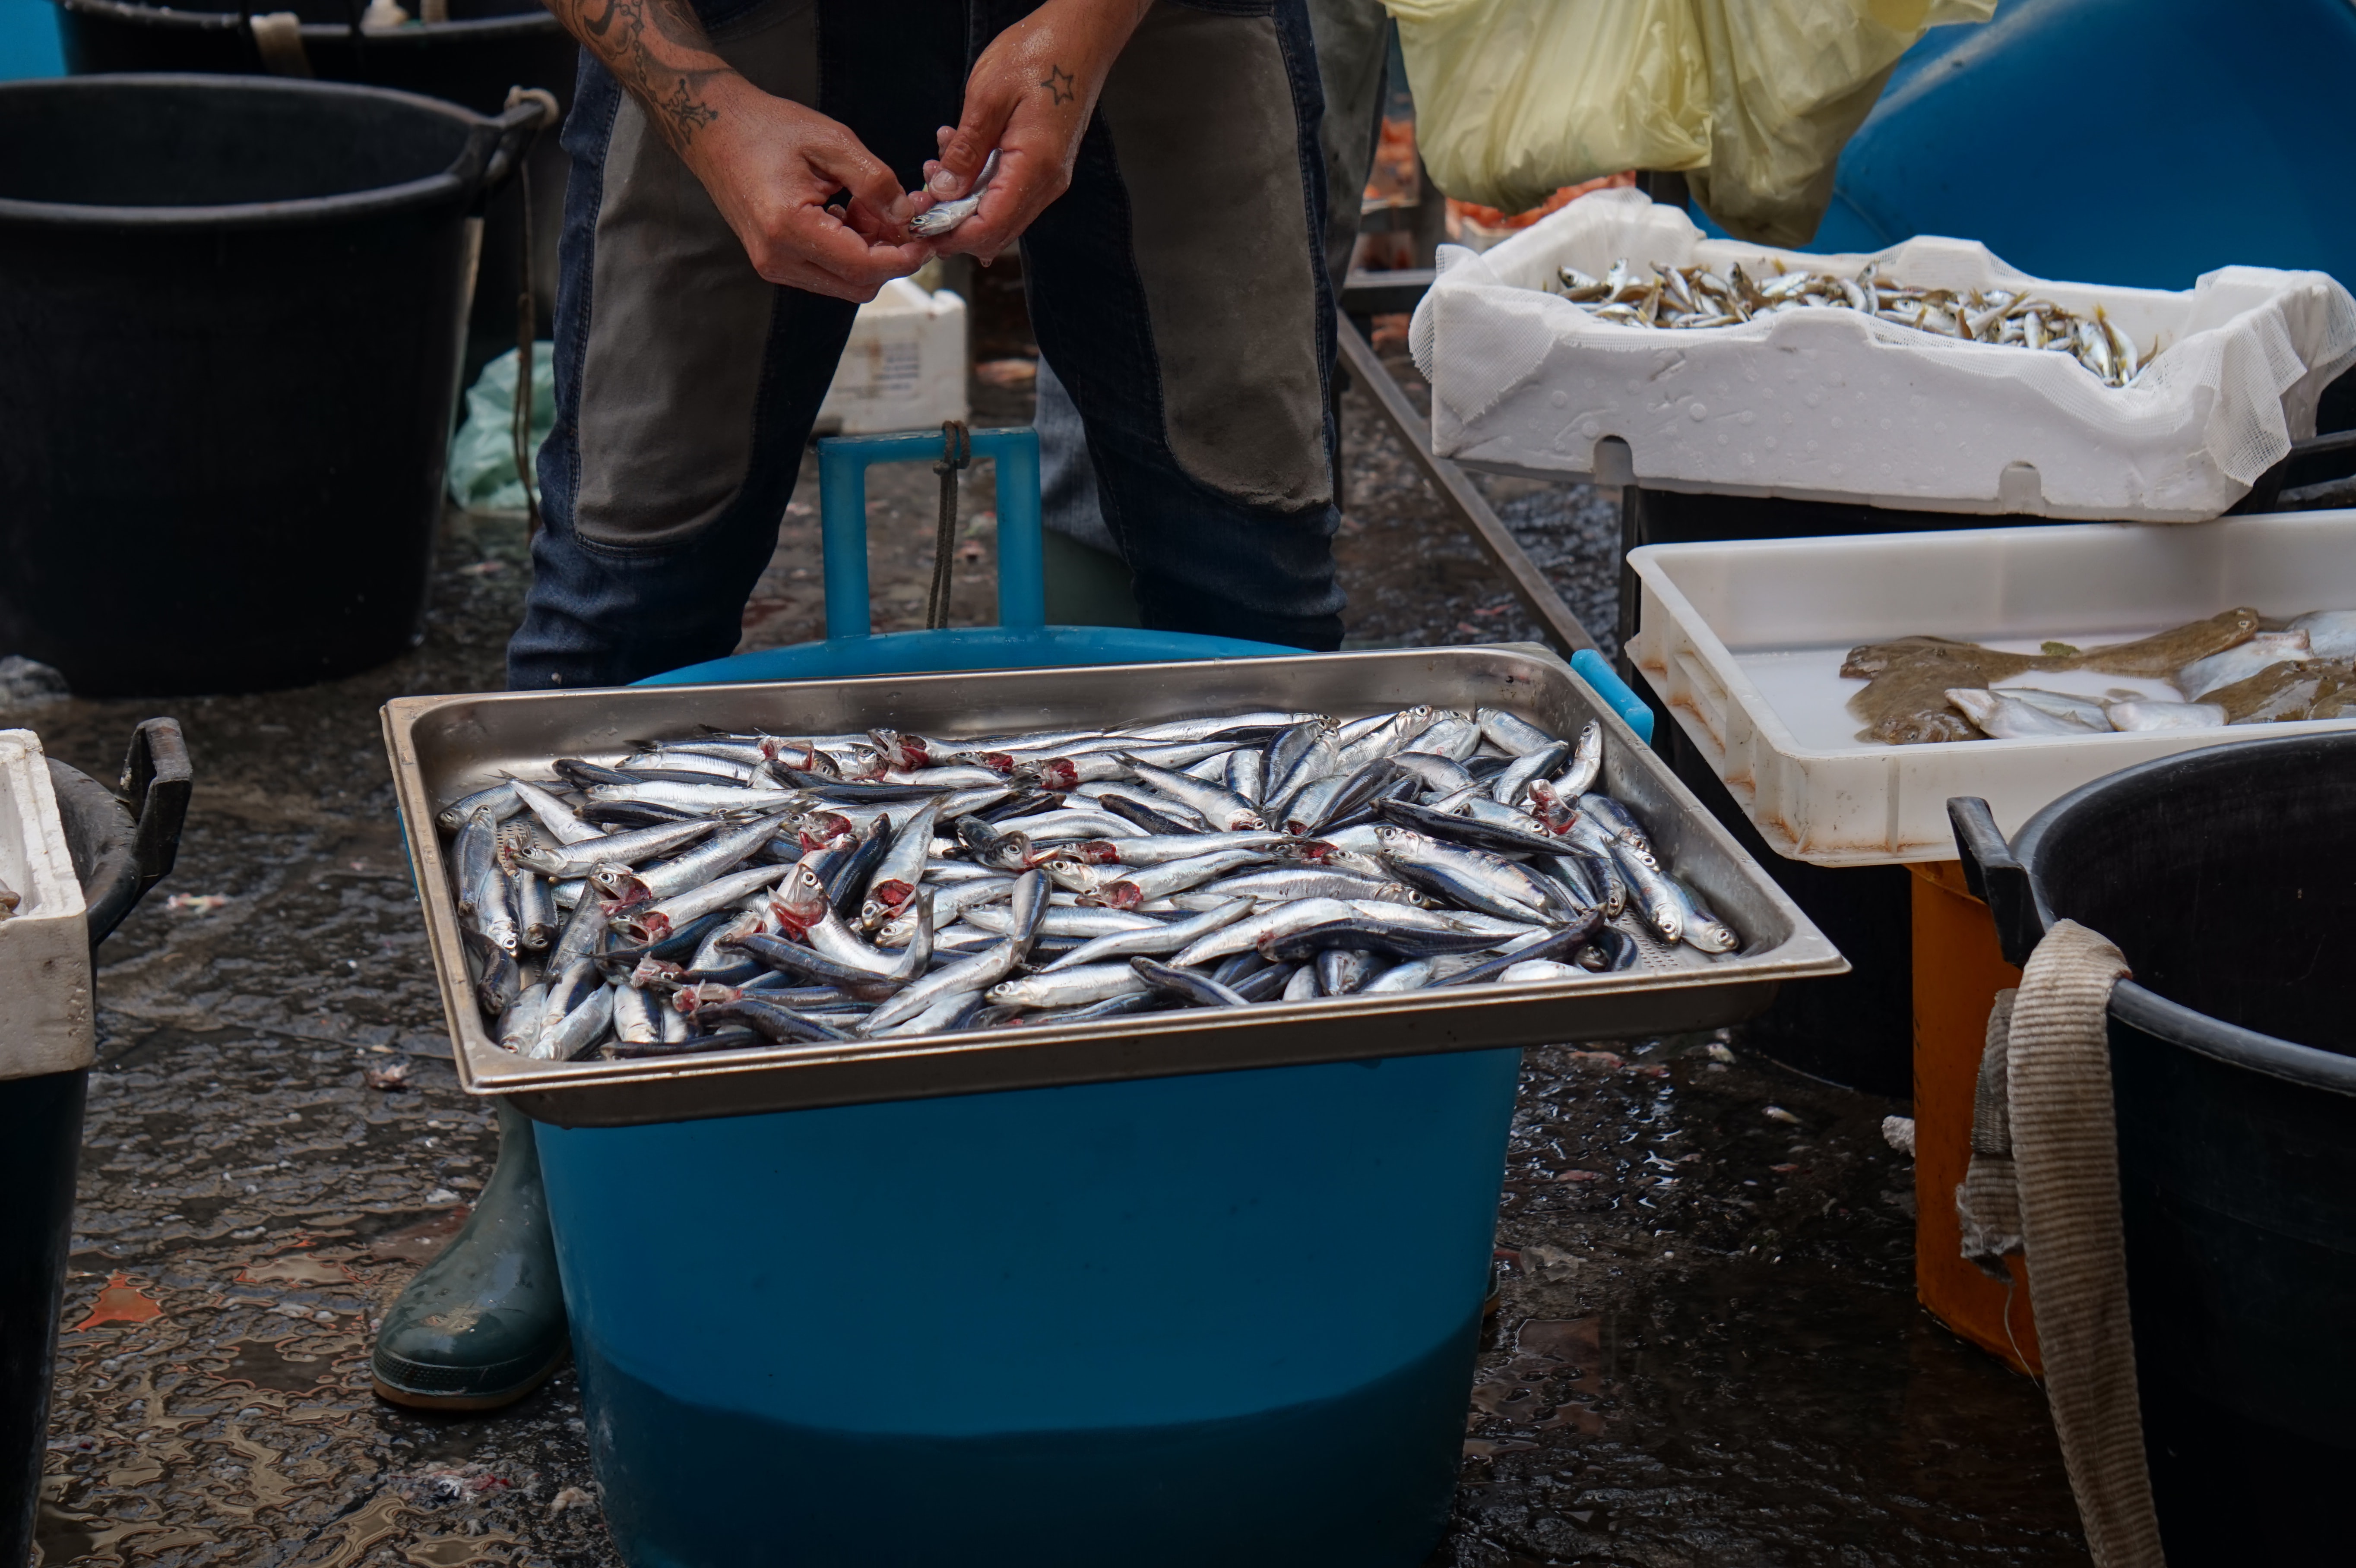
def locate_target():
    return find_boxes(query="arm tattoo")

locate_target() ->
[554,0,728,149]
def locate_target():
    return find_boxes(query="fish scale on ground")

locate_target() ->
[432,705,1744,1061]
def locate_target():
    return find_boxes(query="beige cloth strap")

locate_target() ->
[248,12,313,77]
[2008,917,2165,1568]
[1956,987,2024,1274]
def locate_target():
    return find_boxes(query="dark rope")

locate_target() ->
[926,419,972,629]
[505,87,559,540]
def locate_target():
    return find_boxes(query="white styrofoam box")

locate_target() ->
[1412,187,2356,522]
[0,729,92,1080]
[1627,510,2356,867]
[816,280,969,436]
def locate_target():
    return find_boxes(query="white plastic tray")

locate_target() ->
[1628,510,2356,866]
[1411,187,2356,521]
[0,728,92,1080]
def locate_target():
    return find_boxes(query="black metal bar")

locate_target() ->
[1334,322,1598,657]
[1339,268,1435,318]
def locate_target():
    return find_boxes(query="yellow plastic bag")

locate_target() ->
[1388,0,1992,246]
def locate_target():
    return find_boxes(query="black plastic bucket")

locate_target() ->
[1951,733,2356,1562]
[0,721,187,1568]
[55,0,575,372]
[0,75,539,696]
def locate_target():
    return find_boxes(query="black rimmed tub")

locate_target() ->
[1952,731,2356,1562]
[0,74,540,695]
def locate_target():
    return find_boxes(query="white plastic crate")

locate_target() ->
[1412,187,2356,521]
[1628,511,2356,866]
[816,280,969,436]
[0,728,92,1080]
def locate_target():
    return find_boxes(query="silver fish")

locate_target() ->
[534,984,614,1062]
[908,149,999,237]
[1170,897,1359,968]
[438,781,525,834]
[1554,722,1603,798]
[1116,756,1266,831]
[611,862,789,945]
[986,963,1153,1010]
[515,816,716,878]
[1040,898,1255,972]
[1475,708,1560,757]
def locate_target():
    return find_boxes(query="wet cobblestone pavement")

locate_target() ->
[14,359,2084,1565]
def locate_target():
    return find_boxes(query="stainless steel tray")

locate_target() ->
[382,645,1846,1127]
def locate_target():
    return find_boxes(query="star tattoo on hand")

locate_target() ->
[1040,63,1075,105]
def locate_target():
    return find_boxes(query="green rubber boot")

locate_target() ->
[372,1100,569,1411]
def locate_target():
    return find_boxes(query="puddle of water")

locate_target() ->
[402,1528,521,1565]
[238,1255,363,1287]
[363,1208,472,1265]
[208,1337,340,1393]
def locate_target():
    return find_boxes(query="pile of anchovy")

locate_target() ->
[1550,259,2150,386]
[439,707,1739,1062]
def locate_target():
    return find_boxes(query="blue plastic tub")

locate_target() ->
[536,1047,1520,1566]
[524,428,1560,1565]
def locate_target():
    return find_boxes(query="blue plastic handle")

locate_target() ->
[1571,648,1654,746]
[817,427,1044,639]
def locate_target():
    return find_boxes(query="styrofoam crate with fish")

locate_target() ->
[1627,510,2356,866]
[1411,186,2356,521]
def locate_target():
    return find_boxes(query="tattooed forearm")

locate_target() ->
[552,0,730,149]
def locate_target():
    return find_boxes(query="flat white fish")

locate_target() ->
[1945,688,2105,740]
[2104,699,2227,731]
[2288,609,2356,659]
[2176,631,2311,699]
[1992,686,2113,729]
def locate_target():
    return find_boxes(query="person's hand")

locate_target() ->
[683,77,933,301]
[918,0,1153,264]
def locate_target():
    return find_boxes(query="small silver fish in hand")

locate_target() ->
[908,151,1000,237]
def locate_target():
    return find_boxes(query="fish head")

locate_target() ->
[1083,881,1145,911]
[588,863,645,901]
[1226,810,1269,832]
[798,814,854,850]
[868,729,928,771]
[1373,825,1424,851]
[1020,758,1081,792]
[630,956,683,989]
[770,865,831,931]
[1688,919,1739,953]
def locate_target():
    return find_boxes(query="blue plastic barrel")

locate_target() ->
[527,428,1539,1565]
[0,0,62,80]
[1714,0,2356,291]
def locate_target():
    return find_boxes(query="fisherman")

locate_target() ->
[375,0,1348,1408]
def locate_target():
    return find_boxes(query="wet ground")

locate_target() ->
[13,346,2083,1566]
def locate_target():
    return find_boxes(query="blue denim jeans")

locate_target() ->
[509,0,1346,690]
